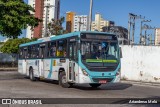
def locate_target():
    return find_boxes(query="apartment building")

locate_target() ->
[91,13,114,31]
[73,15,88,32]
[26,0,60,39]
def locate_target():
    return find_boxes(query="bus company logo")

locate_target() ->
[2,99,11,104]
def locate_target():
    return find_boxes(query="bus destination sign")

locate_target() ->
[86,34,113,40]
[81,33,117,40]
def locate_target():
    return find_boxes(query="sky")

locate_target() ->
[1,0,160,43]
[60,0,160,43]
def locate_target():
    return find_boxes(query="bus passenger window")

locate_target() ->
[23,48,28,59]
[50,45,56,57]
[40,47,45,58]
[57,46,63,57]
[63,49,67,57]
[28,46,31,58]
[57,40,67,57]
[19,48,23,59]
[48,42,56,57]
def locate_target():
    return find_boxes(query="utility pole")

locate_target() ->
[154,28,156,45]
[140,20,151,44]
[150,27,156,45]
[44,5,54,37]
[128,13,144,45]
[88,0,93,31]
[131,17,136,45]
[128,14,131,45]
[148,34,152,45]
[144,29,147,45]
[78,17,84,31]
[142,24,155,45]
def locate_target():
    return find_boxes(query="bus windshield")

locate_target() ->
[81,40,119,67]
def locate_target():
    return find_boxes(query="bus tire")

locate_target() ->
[89,83,101,88]
[59,72,70,88]
[69,83,74,87]
[29,68,36,81]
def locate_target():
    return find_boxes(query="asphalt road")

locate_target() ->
[0,71,160,107]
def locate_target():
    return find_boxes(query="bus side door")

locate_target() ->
[22,48,27,75]
[18,47,27,75]
[39,44,46,78]
[68,37,78,82]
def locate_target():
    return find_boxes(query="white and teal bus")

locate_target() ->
[18,31,122,88]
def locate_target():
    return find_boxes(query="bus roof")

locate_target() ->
[19,31,115,47]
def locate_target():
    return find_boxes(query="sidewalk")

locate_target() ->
[0,67,17,71]
[121,80,160,87]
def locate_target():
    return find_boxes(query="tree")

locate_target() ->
[0,42,3,45]
[48,17,68,36]
[0,0,41,39]
[0,42,3,48]
[0,38,37,54]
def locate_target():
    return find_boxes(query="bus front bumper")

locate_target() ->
[78,73,120,84]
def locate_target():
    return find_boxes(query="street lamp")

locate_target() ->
[139,19,151,44]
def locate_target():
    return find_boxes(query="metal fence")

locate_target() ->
[0,53,18,67]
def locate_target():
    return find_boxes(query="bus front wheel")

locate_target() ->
[89,83,101,88]
[29,68,36,81]
[59,72,70,88]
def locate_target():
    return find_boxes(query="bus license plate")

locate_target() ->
[99,80,107,84]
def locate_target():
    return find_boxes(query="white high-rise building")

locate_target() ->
[26,0,60,39]
[26,0,35,39]
[73,15,88,32]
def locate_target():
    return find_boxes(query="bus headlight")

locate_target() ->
[82,69,88,76]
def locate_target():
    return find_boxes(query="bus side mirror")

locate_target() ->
[120,47,122,58]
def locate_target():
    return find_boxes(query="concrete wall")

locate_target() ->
[121,45,160,83]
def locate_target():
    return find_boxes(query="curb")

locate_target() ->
[121,80,160,87]
[0,68,18,71]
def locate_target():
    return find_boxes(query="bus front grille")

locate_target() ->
[88,67,116,72]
